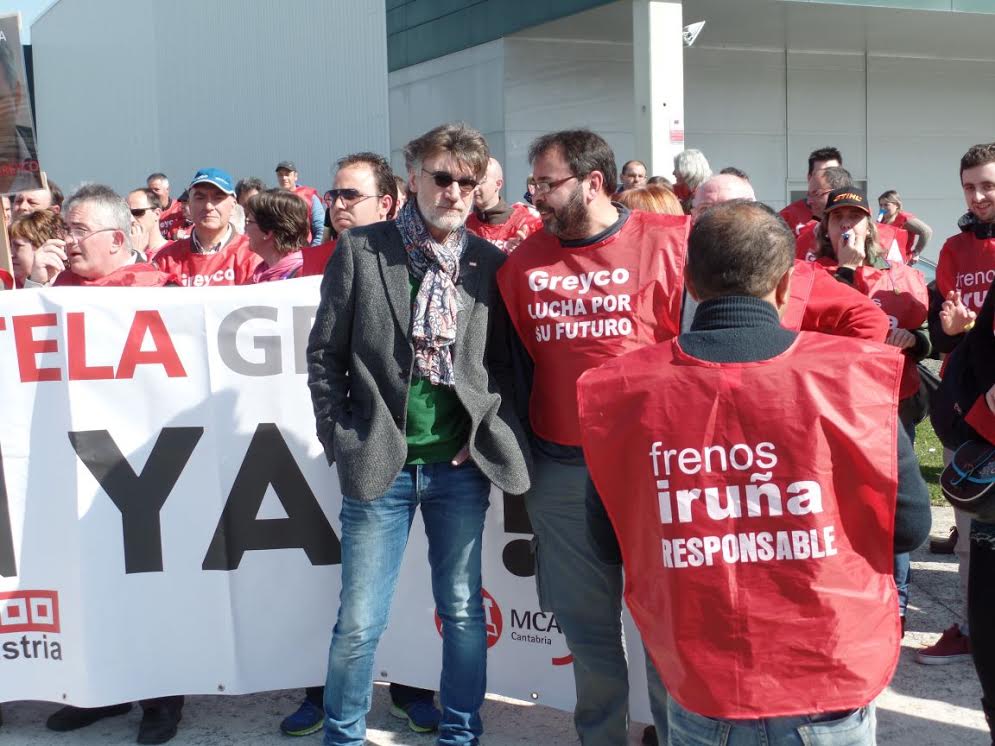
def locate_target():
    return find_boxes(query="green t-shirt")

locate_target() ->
[405,277,471,464]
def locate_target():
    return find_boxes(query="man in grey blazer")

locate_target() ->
[307,123,530,746]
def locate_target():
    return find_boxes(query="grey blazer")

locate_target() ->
[306,220,532,500]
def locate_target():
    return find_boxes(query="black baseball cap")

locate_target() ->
[275,161,297,172]
[824,187,871,217]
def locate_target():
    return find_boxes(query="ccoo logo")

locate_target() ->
[0,591,60,634]
[435,588,502,648]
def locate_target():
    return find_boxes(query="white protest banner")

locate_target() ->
[0,278,654,720]
[0,13,42,196]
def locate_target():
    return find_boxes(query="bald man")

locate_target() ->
[692,173,755,217]
[466,157,542,254]
[690,173,888,342]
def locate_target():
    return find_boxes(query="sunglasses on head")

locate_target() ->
[422,169,479,194]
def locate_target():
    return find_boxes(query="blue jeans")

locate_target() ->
[668,697,875,746]
[323,462,490,746]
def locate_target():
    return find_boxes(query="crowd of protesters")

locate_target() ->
[0,127,993,746]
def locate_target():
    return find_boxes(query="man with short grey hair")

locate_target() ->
[27,184,173,288]
[673,148,712,210]
[24,184,179,744]
[307,122,530,746]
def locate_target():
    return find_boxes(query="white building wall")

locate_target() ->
[388,0,995,261]
[867,55,995,244]
[503,37,633,205]
[388,39,506,185]
[31,0,389,197]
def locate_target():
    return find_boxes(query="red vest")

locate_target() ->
[577,333,902,718]
[497,212,688,446]
[779,198,812,237]
[0,268,12,290]
[892,212,917,257]
[301,240,337,277]
[53,262,175,287]
[796,221,910,264]
[853,262,928,399]
[936,230,995,316]
[158,199,189,241]
[151,232,260,286]
[466,203,544,254]
[781,260,890,341]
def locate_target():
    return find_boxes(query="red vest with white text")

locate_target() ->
[466,203,544,254]
[497,211,688,445]
[577,333,902,719]
[151,233,260,286]
[853,262,928,399]
[158,199,188,241]
[936,230,995,316]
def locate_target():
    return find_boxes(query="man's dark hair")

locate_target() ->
[235,177,266,201]
[528,129,618,196]
[960,143,995,177]
[48,178,64,208]
[621,159,646,174]
[146,172,168,184]
[807,147,843,176]
[337,152,398,218]
[130,187,161,209]
[821,166,853,191]
[687,200,794,301]
[247,189,309,254]
[720,166,750,182]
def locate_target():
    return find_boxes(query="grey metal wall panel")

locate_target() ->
[32,0,388,197]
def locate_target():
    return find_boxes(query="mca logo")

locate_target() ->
[0,590,60,634]
[435,588,503,648]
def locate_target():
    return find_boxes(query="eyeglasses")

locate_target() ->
[532,175,578,196]
[327,188,380,206]
[421,168,479,195]
[65,226,117,242]
[130,207,155,218]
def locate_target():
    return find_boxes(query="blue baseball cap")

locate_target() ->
[188,167,235,196]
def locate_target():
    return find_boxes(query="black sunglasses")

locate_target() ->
[327,188,379,204]
[422,168,479,194]
[130,207,155,217]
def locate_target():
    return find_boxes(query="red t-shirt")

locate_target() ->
[151,232,260,287]
[0,268,12,290]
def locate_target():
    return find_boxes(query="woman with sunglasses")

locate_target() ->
[245,189,307,282]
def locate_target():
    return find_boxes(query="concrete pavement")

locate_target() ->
[1,507,988,745]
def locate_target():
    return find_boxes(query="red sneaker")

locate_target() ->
[916,625,971,665]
